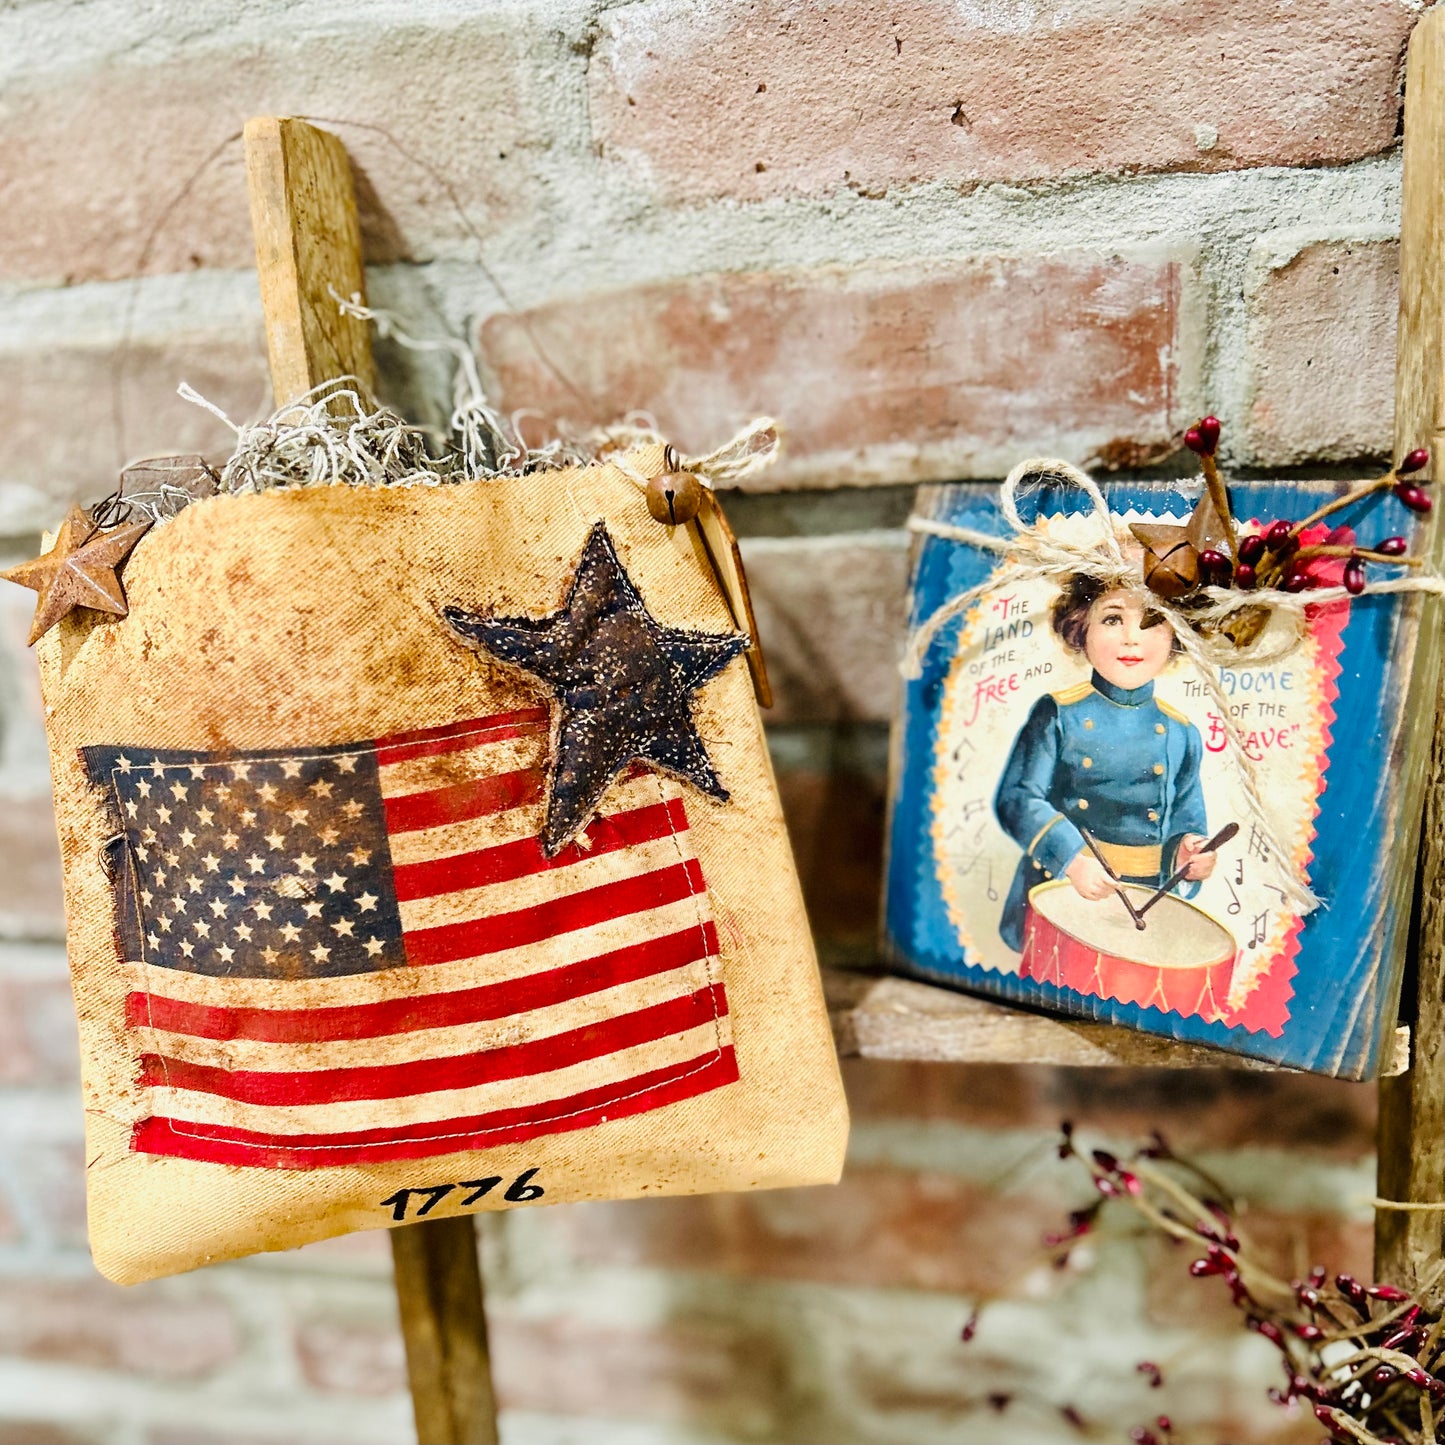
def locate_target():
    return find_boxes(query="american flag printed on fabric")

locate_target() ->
[81,707,737,1170]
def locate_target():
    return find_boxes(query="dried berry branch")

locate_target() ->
[1035,1128,1445,1444]
[1170,420,1430,601]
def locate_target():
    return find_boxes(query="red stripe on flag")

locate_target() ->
[138,983,728,1105]
[393,797,688,903]
[374,709,551,766]
[131,1045,739,1168]
[402,858,707,968]
[125,922,720,1043]
[383,766,544,834]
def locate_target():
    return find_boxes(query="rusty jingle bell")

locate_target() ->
[1129,523,1201,601]
[645,449,704,527]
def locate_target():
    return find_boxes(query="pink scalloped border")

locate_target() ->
[1222,526,1349,1037]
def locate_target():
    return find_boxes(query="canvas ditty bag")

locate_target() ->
[39,447,848,1283]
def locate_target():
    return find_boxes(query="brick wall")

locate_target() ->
[0,0,1417,1441]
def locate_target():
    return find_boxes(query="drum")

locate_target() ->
[1019,881,1237,1023]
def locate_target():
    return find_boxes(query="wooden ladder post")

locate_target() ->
[1376,10,1445,1296]
[242,115,501,1445]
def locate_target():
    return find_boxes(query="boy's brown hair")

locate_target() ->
[1050,574,1182,655]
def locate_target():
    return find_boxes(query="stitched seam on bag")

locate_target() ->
[122,762,730,1158]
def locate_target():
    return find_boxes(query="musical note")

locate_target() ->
[961,796,987,821]
[1247,824,1271,864]
[951,736,976,759]
[987,862,998,902]
[1248,909,1269,948]
[1234,859,1244,887]
[1225,878,1242,916]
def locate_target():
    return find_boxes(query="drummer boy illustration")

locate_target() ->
[994,576,1220,951]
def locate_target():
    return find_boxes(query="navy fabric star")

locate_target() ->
[443,523,748,855]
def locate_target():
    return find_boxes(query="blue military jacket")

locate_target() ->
[993,670,1208,951]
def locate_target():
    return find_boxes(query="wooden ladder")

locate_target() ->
[238,11,1445,1436]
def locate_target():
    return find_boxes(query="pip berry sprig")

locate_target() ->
[1041,1126,1445,1445]
[1182,419,1430,599]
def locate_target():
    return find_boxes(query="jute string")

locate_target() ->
[599,417,783,492]
[902,458,1445,914]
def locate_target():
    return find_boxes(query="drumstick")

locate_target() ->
[1135,822,1241,919]
[1080,829,1147,931]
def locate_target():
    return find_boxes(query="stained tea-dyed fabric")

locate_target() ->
[40,449,846,1284]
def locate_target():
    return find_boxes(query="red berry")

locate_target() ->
[1237,533,1265,564]
[1265,519,1294,548]
[1137,1361,1163,1387]
[1234,562,1257,589]
[1198,547,1230,582]
[1192,415,1221,454]
[1399,447,1430,475]
[1376,536,1408,557]
[1343,557,1366,595]
[1283,569,1312,592]
[961,1311,979,1342]
[1189,1257,1216,1277]
[1045,1208,1099,1249]
[1395,482,1433,513]
[1294,1322,1325,1341]
[1369,1283,1411,1301]
[1183,427,1203,453]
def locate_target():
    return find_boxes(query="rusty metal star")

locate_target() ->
[2,507,152,645]
[442,522,748,856]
